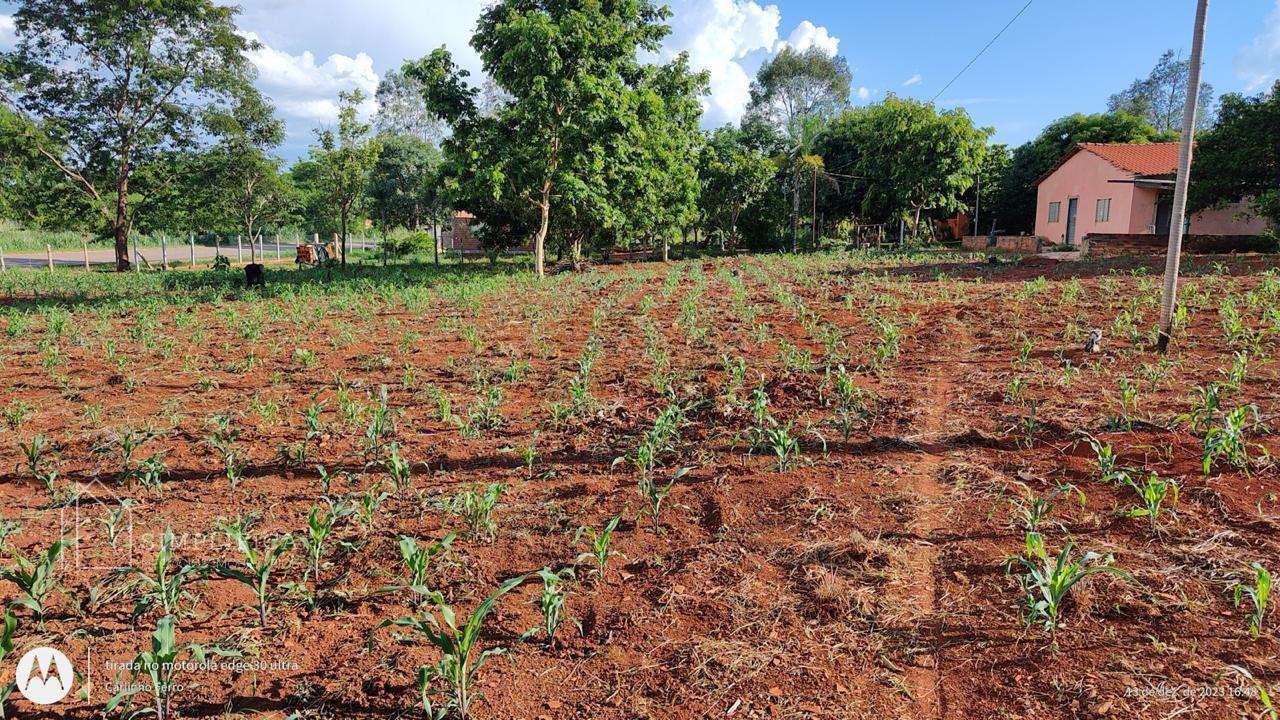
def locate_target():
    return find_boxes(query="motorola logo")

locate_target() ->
[15,646,74,705]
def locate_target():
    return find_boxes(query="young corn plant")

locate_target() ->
[1116,471,1179,535]
[638,466,688,531]
[353,486,392,535]
[1177,383,1222,434]
[384,442,415,497]
[300,499,351,587]
[524,567,578,646]
[1078,433,1122,483]
[365,385,396,461]
[105,614,240,720]
[1232,562,1272,637]
[118,528,199,620]
[214,520,293,628]
[17,434,59,504]
[1009,483,1085,534]
[374,574,528,720]
[0,609,14,717]
[1,538,68,627]
[575,514,623,581]
[451,484,505,543]
[1015,532,1132,633]
[1203,405,1264,476]
[205,416,246,491]
[380,534,456,607]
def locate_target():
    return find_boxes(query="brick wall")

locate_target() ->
[1081,233,1276,257]
[961,235,1046,253]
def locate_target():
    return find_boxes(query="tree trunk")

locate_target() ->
[662,235,670,263]
[533,189,550,279]
[340,208,348,269]
[791,179,800,254]
[114,145,132,272]
[433,220,440,266]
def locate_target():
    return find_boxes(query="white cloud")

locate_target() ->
[855,86,873,101]
[903,73,922,87]
[231,0,843,147]
[241,31,379,135]
[775,20,840,56]
[658,1,843,126]
[0,14,16,50]
[1237,0,1280,91]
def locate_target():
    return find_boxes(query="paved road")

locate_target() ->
[1,239,382,269]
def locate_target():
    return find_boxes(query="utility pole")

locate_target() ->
[1156,0,1209,354]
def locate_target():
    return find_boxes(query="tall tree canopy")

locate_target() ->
[746,47,852,135]
[0,0,258,270]
[990,112,1170,233]
[367,134,442,237]
[698,126,776,250]
[1107,49,1214,135]
[310,90,382,267]
[1189,81,1280,231]
[406,0,702,277]
[198,92,294,250]
[375,69,445,143]
[814,96,989,235]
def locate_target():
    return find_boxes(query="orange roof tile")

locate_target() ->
[1078,142,1181,176]
[1033,142,1183,188]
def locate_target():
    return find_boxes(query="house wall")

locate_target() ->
[960,235,1046,253]
[1035,151,1137,245]
[1190,202,1271,235]
[1081,233,1276,257]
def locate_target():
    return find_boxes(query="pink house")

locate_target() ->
[1033,142,1269,247]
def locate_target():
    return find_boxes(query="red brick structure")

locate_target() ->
[961,235,1047,253]
[1081,233,1276,257]
[442,211,481,253]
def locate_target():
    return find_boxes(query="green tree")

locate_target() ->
[1,0,257,270]
[746,47,852,134]
[699,126,776,251]
[367,134,442,239]
[407,0,678,277]
[746,48,850,252]
[375,69,445,142]
[1107,49,1215,135]
[991,112,1169,233]
[311,90,382,268]
[1189,81,1280,230]
[815,95,989,237]
[200,93,295,254]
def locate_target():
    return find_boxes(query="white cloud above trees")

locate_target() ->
[1236,0,1280,91]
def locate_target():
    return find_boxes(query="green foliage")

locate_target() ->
[2,0,260,269]
[381,533,456,607]
[214,519,293,628]
[105,614,240,720]
[638,466,687,530]
[1,537,67,624]
[1232,562,1272,637]
[527,567,577,645]
[1015,532,1132,632]
[1203,405,1264,475]
[117,529,199,621]
[1107,49,1215,134]
[1115,471,1179,535]
[451,483,505,543]
[306,90,383,266]
[575,514,623,581]
[374,574,528,720]
[0,609,15,716]
[1190,81,1280,230]
[814,96,990,230]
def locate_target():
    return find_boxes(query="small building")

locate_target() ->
[441,211,481,254]
[1033,142,1268,247]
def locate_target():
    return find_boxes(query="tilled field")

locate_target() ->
[1,251,1278,719]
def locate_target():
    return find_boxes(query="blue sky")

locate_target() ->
[2,0,1278,158]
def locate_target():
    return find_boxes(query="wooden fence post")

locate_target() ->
[0,245,6,272]
[237,235,243,263]
[190,235,196,266]
[46,244,54,272]
[83,241,90,271]
[132,235,140,273]
[161,234,169,270]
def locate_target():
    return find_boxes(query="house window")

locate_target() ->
[1048,202,1061,223]
[1096,198,1111,222]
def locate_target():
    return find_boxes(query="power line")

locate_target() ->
[931,0,1035,104]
